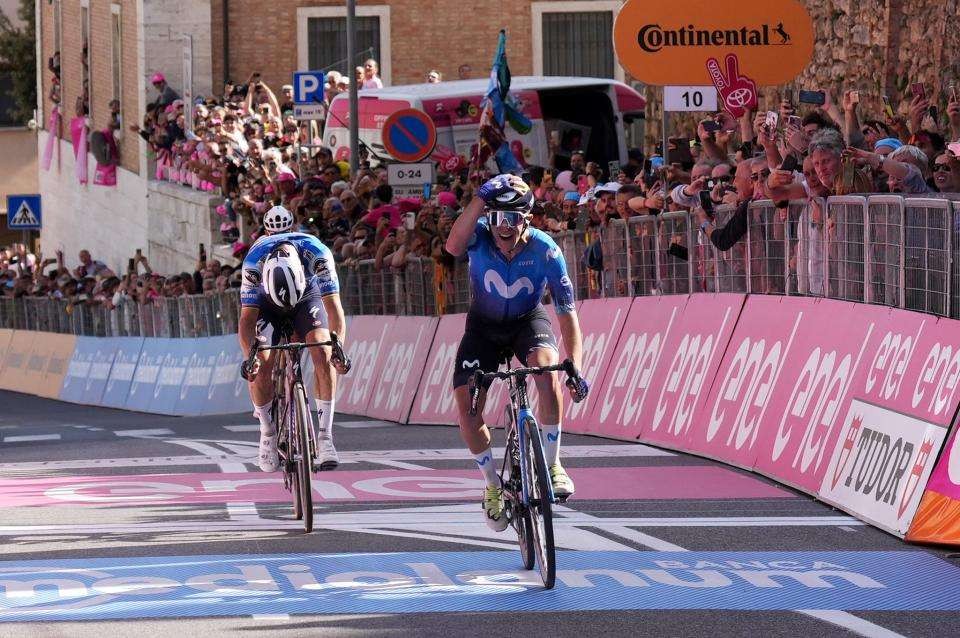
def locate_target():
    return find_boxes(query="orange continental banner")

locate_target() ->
[613,0,815,86]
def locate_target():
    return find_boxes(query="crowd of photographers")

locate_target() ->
[16,72,960,309]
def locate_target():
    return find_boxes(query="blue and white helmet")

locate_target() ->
[262,242,306,308]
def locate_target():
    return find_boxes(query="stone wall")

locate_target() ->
[142,0,213,100]
[146,181,223,276]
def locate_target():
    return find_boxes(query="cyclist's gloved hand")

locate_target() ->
[566,376,590,403]
[478,174,525,205]
[240,358,260,381]
[331,351,352,375]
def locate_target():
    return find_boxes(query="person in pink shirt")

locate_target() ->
[361,59,383,89]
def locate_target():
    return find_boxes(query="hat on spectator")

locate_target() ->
[151,72,166,84]
[556,170,576,192]
[397,198,421,214]
[437,191,458,209]
[563,191,580,202]
[276,168,297,183]
[335,161,351,179]
[281,84,293,92]
[874,137,903,153]
[595,181,621,195]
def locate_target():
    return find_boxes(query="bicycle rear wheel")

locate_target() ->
[522,417,555,589]
[293,382,314,533]
[501,425,535,570]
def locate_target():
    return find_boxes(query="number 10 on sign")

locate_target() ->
[663,86,718,112]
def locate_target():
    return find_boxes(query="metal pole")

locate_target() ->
[346,0,359,174]
[661,89,668,201]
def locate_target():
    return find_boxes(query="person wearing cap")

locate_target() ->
[279,84,295,114]
[149,72,180,111]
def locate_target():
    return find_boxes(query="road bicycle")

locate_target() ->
[468,356,584,589]
[244,326,350,533]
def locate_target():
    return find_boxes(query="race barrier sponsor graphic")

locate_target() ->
[176,338,220,416]
[37,333,77,399]
[586,295,688,439]
[337,316,393,415]
[204,334,249,415]
[1,550,958,621]
[100,338,145,409]
[408,313,465,425]
[819,399,947,536]
[124,339,168,413]
[366,316,439,423]
[0,330,37,394]
[907,425,960,544]
[148,339,193,415]
[60,337,117,406]
[0,466,789,507]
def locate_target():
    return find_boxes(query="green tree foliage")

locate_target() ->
[0,0,37,124]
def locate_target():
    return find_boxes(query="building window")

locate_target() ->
[80,1,91,116]
[296,6,391,85]
[111,5,122,102]
[532,2,623,81]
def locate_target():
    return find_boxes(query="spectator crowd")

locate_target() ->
[27,54,960,310]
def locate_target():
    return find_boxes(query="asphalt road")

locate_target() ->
[0,391,959,637]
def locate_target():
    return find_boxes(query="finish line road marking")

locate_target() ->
[114,428,175,437]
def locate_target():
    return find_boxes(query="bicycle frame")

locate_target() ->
[505,373,556,506]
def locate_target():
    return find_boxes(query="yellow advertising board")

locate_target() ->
[38,333,77,399]
[0,330,37,394]
[614,0,814,86]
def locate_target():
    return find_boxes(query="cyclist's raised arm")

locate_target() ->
[445,196,484,257]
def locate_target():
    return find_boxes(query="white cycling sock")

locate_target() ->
[473,447,498,487]
[315,399,334,442]
[542,423,561,466]
[253,401,274,435]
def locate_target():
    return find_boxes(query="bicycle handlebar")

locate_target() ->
[467,359,582,416]
[242,331,351,380]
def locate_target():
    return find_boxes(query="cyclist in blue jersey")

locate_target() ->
[446,174,590,531]
[238,205,349,472]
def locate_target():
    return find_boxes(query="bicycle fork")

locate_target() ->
[516,407,557,507]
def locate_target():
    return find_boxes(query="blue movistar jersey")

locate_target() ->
[466,219,576,322]
[240,232,339,307]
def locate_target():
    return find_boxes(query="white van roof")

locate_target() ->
[349,76,638,101]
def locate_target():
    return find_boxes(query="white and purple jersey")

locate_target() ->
[240,232,339,307]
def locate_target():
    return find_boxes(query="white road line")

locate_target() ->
[366,459,433,470]
[797,610,907,638]
[115,428,175,437]
[223,424,261,432]
[252,614,290,621]
[161,439,250,473]
[3,434,61,443]
[555,506,688,552]
[226,502,260,521]
[338,420,399,429]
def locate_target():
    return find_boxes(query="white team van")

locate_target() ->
[322,76,646,171]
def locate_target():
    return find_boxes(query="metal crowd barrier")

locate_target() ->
[4,196,960,335]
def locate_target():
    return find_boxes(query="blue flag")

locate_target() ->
[476,30,530,174]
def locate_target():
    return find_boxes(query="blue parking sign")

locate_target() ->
[6,194,41,230]
[293,71,326,104]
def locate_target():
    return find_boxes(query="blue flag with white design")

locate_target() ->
[475,30,530,174]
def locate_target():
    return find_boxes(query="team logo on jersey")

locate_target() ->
[546,246,562,260]
[484,270,534,299]
[243,268,261,287]
[560,275,572,288]
[313,257,331,278]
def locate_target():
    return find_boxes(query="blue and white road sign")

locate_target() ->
[6,194,42,230]
[293,71,326,120]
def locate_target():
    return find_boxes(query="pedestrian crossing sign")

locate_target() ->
[6,194,42,230]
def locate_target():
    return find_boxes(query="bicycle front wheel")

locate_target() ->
[502,424,535,570]
[522,417,555,589]
[293,382,314,533]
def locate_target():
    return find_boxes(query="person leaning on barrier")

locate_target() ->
[843,144,932,194]
[697,158,769,251]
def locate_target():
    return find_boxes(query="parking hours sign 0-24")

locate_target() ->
[6,194,42,230]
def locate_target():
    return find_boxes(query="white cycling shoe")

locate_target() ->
[258,433,279,472]
[317,438,340,470]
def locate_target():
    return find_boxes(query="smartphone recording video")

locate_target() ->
[798,90,826,106]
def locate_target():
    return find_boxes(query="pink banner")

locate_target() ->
[637,294,745,451]
[336,316,394,416]
[70,117,88,184]
[366,316,439,422]
[40,107,60,171]
[586,295,688,439]
[407,313,465,425]
[0,466,791,507]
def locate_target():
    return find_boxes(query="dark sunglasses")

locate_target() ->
[750,170,771,182]
[933,163,953,173]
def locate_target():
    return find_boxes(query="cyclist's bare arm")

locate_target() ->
[321,293,349,374]
[238,306,260,361]
[557,310,584,371]
[445,197,484,257]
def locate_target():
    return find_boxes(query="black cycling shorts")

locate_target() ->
[254,279,329,346]
[452,306,559,389]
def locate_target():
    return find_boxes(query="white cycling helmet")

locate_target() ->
[262,243,306,309]
[263,205,294,233]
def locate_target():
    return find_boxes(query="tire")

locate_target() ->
[522,417,555,589]
[293,383,314,533]
[502,427,535,570]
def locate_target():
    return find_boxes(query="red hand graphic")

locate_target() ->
[705,54,758,118]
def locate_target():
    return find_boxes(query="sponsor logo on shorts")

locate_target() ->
[462,359,480,369]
